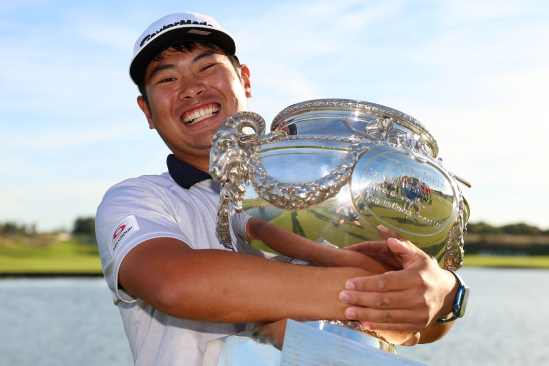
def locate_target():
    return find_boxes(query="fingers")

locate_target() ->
[340,304,429,333]
[339,288,424,309]
[344,269,424,292]
[384,237,431,270]
[343,241,403,270]
[376,225,405,240]
[352,307,428,329]
[342,306,423,332]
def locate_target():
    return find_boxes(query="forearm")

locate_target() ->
[247,218,388,273]
[119,238,369,323]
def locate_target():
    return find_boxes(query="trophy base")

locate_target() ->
[202,319,426,366]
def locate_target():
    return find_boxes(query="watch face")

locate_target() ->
[458,286,470,318]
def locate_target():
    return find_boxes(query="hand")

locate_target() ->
[338,226,458,334]
[344,240,402,271]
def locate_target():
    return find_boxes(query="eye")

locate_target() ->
[158,77,176,83]
[201,63,216,71]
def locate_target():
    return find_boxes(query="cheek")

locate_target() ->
[149,90,174,118]
[210,69,245,98]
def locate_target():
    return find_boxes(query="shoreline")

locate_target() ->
[3,256,549,278]
[0,272,104,278]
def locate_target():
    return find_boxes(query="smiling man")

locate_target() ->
[96,12,461,366]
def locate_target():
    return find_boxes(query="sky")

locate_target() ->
[1,0,548,232]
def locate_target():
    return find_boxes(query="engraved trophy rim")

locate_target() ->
[271,98,439,159]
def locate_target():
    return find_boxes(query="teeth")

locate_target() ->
[183,105,220,125]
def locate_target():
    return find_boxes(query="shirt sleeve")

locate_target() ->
[95,178,188,303]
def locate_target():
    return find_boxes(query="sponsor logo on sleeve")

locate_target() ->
[109,215,140,256]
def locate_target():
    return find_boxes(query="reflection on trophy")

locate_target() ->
[207,99,471,364]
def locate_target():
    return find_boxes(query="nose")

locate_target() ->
[178,77,206,100]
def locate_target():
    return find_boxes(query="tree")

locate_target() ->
[72,217,96,236]
[501,223,541,236]
[0,222,32,236]
[467,221,500,234]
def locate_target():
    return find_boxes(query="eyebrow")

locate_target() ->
[148,51,219,80]
[149,64,177,79]
[191,51,217,64]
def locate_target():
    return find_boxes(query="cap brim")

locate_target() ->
[129,26,236,85]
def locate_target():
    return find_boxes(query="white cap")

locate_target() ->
[129,12,236,85]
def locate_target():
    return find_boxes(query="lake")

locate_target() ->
[1,267,548,366]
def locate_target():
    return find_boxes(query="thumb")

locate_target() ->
[386,238,424,268]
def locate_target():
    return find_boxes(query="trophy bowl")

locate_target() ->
[210,99,470,271]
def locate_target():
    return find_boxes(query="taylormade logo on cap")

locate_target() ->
[139,19,214,48]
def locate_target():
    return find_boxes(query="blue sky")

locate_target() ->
[1,0,548,231]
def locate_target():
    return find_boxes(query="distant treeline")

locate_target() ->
[0,222,37,236]
[1,218,546,237]
[0,217,95,237]
[467,222,549,236]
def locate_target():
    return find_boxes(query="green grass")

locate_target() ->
[463,254,549,269]
[2,236,549,274]
[0,239,102,274]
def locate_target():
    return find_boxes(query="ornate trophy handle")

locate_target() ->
[210,112,266,248]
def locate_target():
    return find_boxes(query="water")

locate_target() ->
[0,278,133,366]
[397,267,549,365]
[0,268,548,366]
[245,205,285,222]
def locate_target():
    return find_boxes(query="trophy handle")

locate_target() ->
[442,198,467,270]
[210,111,267,248]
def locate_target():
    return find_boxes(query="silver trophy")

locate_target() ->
[207,99,470,361]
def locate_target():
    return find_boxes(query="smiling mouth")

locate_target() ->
[182,103,220,125]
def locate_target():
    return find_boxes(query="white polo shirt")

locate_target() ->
[96,155,265,366]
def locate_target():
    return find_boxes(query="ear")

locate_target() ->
[240,64,253,98]
[137,96,155,129]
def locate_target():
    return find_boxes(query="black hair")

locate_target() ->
[137,40,241,110]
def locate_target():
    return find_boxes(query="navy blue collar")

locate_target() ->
[167,154,212,189]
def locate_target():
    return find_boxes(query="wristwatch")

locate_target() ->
[437,268,470,323]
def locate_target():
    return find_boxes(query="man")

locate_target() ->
[96,11,461,365]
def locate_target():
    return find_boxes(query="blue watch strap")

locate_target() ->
[437,268,468,323]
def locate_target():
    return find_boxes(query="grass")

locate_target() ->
[463,254,549,269]
[1,235,548,275]
[0,238,102,274]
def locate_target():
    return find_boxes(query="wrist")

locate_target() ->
[437,267,460,320]
[247,218,269,240]
[436,268,470,323]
